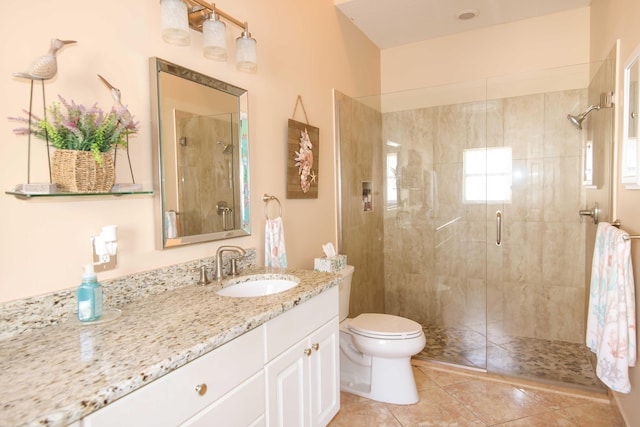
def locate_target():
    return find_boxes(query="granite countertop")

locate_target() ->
[0,267,339,427]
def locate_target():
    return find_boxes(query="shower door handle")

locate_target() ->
[496,210,502,246]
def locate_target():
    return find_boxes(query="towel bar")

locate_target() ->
[612,220,640,240]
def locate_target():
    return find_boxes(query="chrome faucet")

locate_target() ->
[215,246,246,280]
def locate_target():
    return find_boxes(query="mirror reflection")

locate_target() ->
[150,57,250,248]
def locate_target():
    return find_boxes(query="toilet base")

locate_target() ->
[340,354,419,405]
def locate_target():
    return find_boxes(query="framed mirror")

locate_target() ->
[150,57,250,248]
[622,52,640,189]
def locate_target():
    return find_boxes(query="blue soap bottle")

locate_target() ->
[77,264,103,322]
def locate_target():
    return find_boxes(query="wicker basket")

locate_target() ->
[52,149,115,193]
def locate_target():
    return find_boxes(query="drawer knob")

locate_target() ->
[304,348,312,356]
[195,383,208,396]
[312,343,320,351]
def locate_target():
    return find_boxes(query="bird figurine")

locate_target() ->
[13,38,76,81]
[98,74,136,184]
[12,38,76,185]
[98,74,132,123]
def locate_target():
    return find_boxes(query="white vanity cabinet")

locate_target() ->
[78,286,339,427]
[264,287,340,427]
[80,326,265,427]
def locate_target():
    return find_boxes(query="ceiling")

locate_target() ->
[334,0,591,49]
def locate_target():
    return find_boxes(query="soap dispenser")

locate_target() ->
[78,264,103,322]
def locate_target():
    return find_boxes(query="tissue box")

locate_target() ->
[314,255,347,272]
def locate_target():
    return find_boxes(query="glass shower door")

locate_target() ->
[380,81,491,371]
[423,99,492,370]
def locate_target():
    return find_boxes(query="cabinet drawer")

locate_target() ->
[181,371,265,427]
[264,286,338,362]
[83,326,264,427]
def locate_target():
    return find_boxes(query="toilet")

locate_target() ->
[337,265,426,405]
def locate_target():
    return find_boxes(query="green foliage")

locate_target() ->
[10,95,139,164]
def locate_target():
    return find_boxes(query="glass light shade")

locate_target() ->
[203,16,227,61]
[236,33,257,73]
[160,0,190,46]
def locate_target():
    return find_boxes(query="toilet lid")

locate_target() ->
[349,313,423,339]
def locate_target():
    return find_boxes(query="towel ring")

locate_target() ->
[262,194,282,220]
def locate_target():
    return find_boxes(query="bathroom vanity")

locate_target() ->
[0,267,340,427]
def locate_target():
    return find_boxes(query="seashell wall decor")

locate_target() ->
[287,118,319,199]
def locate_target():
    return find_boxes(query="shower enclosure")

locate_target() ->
[336,60,614,392]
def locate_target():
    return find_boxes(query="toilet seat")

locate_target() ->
[348,313,423,340]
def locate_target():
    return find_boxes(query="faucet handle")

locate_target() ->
[198,265,210,286]
[230,258,239,276]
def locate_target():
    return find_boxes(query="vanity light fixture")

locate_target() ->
[160,0,257,73]
[160,0,190,46]
[203,13,227,61]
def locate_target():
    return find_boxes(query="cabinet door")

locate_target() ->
[309,317,340,427]
[265,339,311,427]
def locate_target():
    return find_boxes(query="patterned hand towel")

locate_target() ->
[265,217,288,268]
[586,222,636,393]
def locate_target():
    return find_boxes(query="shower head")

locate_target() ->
[567,104,600,130]
[567,92,615,130]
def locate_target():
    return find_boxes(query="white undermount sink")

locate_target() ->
[216,276,299,297]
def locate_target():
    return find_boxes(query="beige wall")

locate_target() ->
[381,8,590,93]
[590,0,640,424]
[0,0,380,302]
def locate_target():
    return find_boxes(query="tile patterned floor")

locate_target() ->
[329,360,624,427]
[417,325,605,392]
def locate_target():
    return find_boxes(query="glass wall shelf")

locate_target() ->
[6,189,153,199]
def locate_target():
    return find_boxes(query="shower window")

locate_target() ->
[386,151,399,209]
[463,146,512,203]
[584,141,594,186]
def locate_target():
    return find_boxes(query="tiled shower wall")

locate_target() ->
[336,91,385,317]
[176,113,235,235]
[382,89,589,344]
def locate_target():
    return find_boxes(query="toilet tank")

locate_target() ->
[337,265,355,321]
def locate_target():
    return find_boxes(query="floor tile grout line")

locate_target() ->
[438,382,492,425]
[484,406,583,427]
[412,363,493,425]
[398,369,490,427]
[438,379,582,426]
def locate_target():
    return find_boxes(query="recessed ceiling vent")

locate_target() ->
[456,9,479,21]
